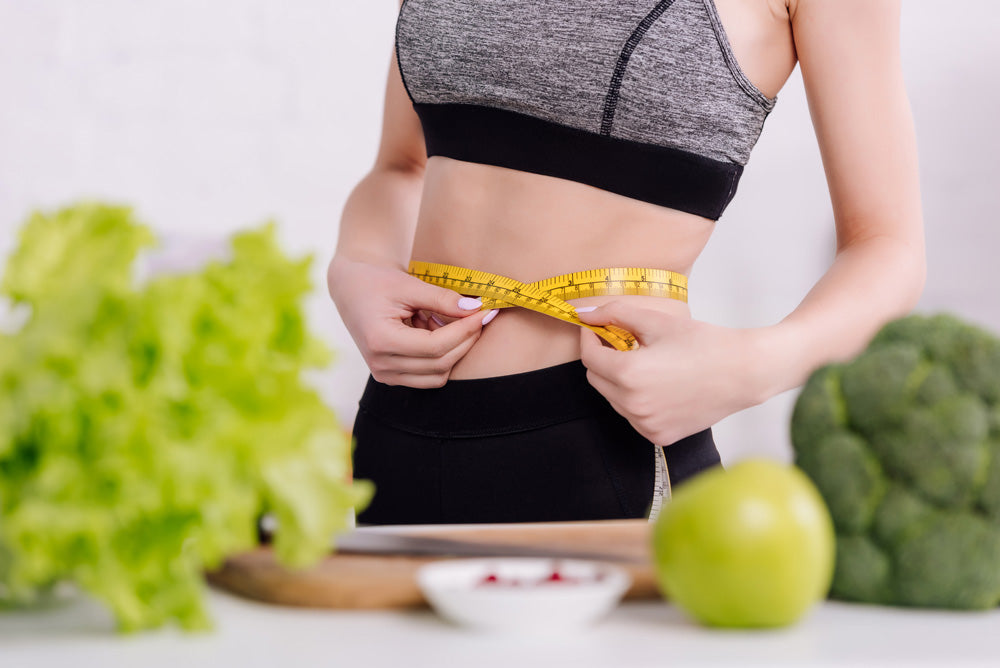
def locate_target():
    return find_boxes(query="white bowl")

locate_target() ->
[415,558,632,633]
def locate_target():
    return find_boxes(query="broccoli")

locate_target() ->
[791,313,1000,609]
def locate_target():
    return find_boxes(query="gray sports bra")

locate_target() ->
[395,0,778,220]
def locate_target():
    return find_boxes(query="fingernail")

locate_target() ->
[481,309,499,325]
[576,306,598,313]
[430,314,446,327]
[458,297,483,310]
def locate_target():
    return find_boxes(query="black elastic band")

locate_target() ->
[358,359,608,438]
[414,102,742,220]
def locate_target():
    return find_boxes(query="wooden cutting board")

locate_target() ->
[207,519,662,609]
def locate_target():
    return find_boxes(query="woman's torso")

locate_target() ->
[402,0,798,379]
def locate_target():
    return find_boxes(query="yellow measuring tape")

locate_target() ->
[407,260,689,517]
[407,260,688,351]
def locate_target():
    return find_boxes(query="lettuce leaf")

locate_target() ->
[0,202,373,631]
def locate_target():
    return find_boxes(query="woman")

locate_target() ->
[328,0,925,524]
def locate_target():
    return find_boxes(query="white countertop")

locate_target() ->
[2,588,998,668]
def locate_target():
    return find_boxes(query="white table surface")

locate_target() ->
[2,587,998,668]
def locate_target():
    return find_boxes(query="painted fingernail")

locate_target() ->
[481,308,499,325]
[430,314,446,327]
[458,297,483,310]
[576,306,598,313]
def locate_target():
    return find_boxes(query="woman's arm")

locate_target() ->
[575,0,926,445]
[751,0,926,400]
[329,16,426,271]
[328,8,494,389]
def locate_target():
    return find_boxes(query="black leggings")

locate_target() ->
[351,358,721,525]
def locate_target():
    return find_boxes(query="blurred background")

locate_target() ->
[1,0,997,464]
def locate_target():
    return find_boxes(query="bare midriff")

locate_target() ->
[408,156,717,380]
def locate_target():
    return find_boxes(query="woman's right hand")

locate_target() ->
[327,257,498,388]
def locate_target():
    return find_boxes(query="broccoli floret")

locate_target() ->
[795,431,886,534]
[871,484,935,547]
[790,365,848,448]
[873,314,1000,402]
[839,343,926,435]
[791,312,1000,610]
[894,514,1000,609]
[937,320,1000,404]
[978,435,1000,521]
[871,313,962,360]
[911,363,959,406]
[870,394,990,507]
[830,535,892,604]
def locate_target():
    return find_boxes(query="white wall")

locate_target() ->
[1,1,997,464]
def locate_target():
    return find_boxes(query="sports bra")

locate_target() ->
[395,0,778,221]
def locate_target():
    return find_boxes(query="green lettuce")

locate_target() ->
[0,203,373,631]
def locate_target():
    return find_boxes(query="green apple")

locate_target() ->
[651,459,835,628]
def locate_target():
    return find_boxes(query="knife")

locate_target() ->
[258,515,647,563]
[329,529,646,563]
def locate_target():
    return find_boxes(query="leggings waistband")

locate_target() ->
[357,359,611,438]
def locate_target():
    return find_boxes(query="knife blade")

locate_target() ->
[331,530,646,563]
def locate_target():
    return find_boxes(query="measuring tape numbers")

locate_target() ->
[407,260,688,352]
[407,259,686,517]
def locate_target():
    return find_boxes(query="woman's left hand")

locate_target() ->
[577,302,767,446]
